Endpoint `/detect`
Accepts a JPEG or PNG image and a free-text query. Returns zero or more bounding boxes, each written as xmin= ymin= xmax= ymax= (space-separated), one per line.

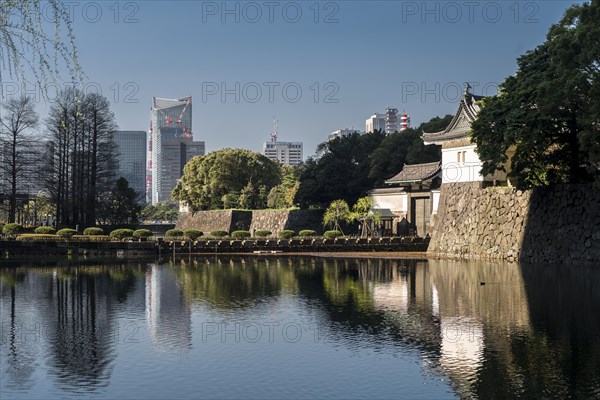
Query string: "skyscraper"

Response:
xmin=114 ymin=131 xmax=147 ymax=203
xmin=150 ymin=97 xmax=205 ymax=204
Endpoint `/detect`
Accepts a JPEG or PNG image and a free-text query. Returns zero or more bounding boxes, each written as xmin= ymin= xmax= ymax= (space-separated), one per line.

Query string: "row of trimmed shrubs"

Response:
xmin=2 ymin=222 xmax=344 ymax=241
xmin=1 ymin=223 xmax=156 ymax=241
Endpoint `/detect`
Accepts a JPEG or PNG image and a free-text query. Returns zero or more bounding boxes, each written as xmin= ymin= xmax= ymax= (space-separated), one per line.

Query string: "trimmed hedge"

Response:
xmin=72 ymin=235 xmax=110 ymax=242
xmin=35 ymin=226 xmax=56 ymax=234
xmin=231 ymin=230 xmax=251 ymax=239
xmin=279 ymin=230 xmax=295 ymax=239
xmin=133 ymin=229 xmax=153 ymax=238
xmin=83 ymin=227 xmax=104 ymax=236
xmin=299 ymin=230 xmax=317 ymax=237
xmin=210 ymin=230 xmax=228 ymax=238
xmin=57 ymin=228 xmax=78 ymax=239
xmin=109 ymin=229 xmax=134 ymax=240
xmin=184 ymin=229 xmax=203 ymax=240
xmin=255 ymin=230 xmax=272 ymax=238
xmin=3 ymin=223 xmax=23 ymax=236
xmin=16 ymin=234 xmax=63 ymax=241
xmin=324 ymin=230 xmax=343 ymax=239
xmin=165 ymin=229 xmax=184 ymax=238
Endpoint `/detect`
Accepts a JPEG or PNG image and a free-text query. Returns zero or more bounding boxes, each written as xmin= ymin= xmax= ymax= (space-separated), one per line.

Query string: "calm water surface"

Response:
xmin=1 ymin=256 xmax=599 ymax=399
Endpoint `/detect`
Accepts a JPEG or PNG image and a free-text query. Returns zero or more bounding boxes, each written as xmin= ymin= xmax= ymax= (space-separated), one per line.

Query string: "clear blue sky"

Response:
xmin=27 ymin=1 xmax=583 ymax=157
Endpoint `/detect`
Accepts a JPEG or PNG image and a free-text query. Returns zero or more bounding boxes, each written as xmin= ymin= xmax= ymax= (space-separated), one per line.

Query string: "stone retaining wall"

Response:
xmin=428 ymin=183 xmax=600 ymax=263
xmin=177 ymin=209 xmax=324 ymax=235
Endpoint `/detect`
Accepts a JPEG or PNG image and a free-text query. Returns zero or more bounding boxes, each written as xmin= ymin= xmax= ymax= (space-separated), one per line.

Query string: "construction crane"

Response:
xmin=176 ymin=97 xmax=191 ymax=128
xmin=270 ymin=117 xmax=278 ymax=142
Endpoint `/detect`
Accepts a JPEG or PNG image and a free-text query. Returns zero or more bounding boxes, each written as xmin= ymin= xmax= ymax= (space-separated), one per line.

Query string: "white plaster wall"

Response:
xmin=441 ymin=144 xmax=484 ymax=183
xmin=371 ymin=192 xmax=408 ymax=213
xmin=431 ymin=190 xmax=441 ymax=214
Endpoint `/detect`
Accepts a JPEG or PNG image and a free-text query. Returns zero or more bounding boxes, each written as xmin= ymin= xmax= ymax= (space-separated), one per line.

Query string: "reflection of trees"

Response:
xmin=0 ymin=264 xmax=143 ymax=394
xmin=170 ymin=257 xmax=299 ymax=307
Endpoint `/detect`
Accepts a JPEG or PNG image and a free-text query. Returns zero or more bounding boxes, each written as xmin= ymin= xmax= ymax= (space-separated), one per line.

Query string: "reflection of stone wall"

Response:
xmin=428 ymin=183 xmax=600 ymax=262
xmin=176 ymin=209 xmax=324 ymax=235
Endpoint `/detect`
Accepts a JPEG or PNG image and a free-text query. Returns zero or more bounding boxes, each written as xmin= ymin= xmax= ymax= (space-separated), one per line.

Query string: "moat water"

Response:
xmin=1 ymin=256 xmax=599 ymax=399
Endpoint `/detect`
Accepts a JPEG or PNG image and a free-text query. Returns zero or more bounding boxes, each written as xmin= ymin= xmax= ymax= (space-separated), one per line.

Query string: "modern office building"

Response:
xmin=385 ymin=107 xmax=399 ymax=134
xmin=328 ymin=129 xmax=359 ymax=141
xmin=150 ymin=96 xmax=205 ymax=204
xmin=263 ymin=141 xmax=303 ymax=166
xmin=114 ymin=131 xmax=147 ymax=203
xmin=365 ymin=113 xmax=386 ymax=133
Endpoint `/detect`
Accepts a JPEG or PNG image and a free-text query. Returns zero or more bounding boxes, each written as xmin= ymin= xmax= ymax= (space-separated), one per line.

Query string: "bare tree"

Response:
xmin=0 ymin=96 xmax=39 ymax=222
xmin=43 ymin=88 xmax=117 ymax=228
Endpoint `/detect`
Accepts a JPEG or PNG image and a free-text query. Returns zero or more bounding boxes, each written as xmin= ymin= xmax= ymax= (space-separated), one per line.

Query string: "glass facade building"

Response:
xmin=114 ymin=131 xmax=147 ymax=203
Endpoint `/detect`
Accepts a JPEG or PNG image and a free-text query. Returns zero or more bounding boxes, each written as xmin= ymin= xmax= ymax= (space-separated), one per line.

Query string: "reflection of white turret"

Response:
xmin=146 ymin=266 xmax=191 ymax=352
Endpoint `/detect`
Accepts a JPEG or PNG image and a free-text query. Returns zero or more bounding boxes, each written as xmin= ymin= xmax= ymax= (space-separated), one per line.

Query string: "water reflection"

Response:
xmin=1 ymin=257 xmax=599 ymax=399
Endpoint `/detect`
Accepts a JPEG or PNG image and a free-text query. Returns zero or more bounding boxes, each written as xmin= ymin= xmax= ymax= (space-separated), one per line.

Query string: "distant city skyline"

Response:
xmin=3 ymin=1 xmax=581 ymax=159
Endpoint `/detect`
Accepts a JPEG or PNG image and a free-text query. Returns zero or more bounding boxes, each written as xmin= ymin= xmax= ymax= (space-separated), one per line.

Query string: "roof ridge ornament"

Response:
xmin=464 ymin=82 xmax=472 ymax=95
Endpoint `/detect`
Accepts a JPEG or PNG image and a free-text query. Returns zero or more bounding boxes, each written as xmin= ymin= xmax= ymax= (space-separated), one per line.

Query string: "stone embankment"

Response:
xmin=177 ymin=209 xmax=324 ymax=235
xmin=0 ymin=237 xmax=430 ymax=261
xmin=157 ymin=236 xmax=429 ymax=254
xmin=428 ymin=183 xmax=600 ymax=263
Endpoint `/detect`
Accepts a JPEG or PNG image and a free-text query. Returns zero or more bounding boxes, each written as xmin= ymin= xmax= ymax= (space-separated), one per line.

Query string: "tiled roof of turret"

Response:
xmin=385 ymin=161 xmax=441 ymax=184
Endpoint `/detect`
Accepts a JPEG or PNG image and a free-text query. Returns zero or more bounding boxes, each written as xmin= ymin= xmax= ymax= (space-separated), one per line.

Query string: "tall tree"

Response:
xmin=96 ymin=178 xmax=141 ymax=225
xmin=0 ymin=0 xmax=82 ymax=93
xmin=173 ymin=148 xmax=281 ymax=211
xmin=43 ymin=88 xmax=117 ymax=227
xmin=471 ymin=0 xmax=600 ymax=187
xmin=0 ymin=96 xmax=38 ymax=222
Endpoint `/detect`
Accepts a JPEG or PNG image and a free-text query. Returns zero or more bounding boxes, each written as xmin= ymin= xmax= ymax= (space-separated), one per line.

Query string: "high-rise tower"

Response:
xmin=150 ymin=96 xmax=205 ymax=204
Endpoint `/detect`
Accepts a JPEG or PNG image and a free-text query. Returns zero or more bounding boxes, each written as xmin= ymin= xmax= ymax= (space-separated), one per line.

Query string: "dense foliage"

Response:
xmin=471 ymin=1 xmax=600 ymax=187
xmin=97 ymin=178 xmax=141 ymax=225
xmin=295 ymin=118 xmax=446 ymax=208
xmin=141 ymin=202 xmax=179 ymax=222
xmin=173 ymin=148 xmax=281 ymax=211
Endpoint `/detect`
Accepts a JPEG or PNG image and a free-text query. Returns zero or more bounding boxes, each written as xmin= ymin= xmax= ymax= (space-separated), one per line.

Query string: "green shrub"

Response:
xmin=35 ymin=226 xmax=56 ymax=234
xmin=279 ymin=230 xmax=295 ymax=239
xmin=210 ymin=230 xmax=228 ymax=238
xmin=16 ymin=234 xmax=63 ymax=241
xmin=3 ymin=223 xmax=23 ymax=236
xmin=184 ymin=229 xmax=203 ymax=240
xmin=165 ymin=229 xmax=184 ymax=238
xmin=299 ymin=230 xmax=317 ymax=237
xmin=231 ymin=230 xmax=251 ymax=239
xmin=72 ymin=235 xmax=110 ymax=242
xmin=109 ymin=229 xmax=134 ymax=240
xmin=133 ymin=229 xmax=153 ymax=238
xmin=323 ymin=230 xmax=343 ymax=239
xmin=57 ymin=228 xmax=78 ymax=239
xmin=83 ymin=227 xmax=104 ymax=236
xmin=255 ymin=230 xmax=272 ymax=237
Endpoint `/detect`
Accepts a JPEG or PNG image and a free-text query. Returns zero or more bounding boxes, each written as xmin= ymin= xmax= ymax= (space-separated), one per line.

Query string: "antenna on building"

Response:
xmin=270 ymin=117 xmax=278 ymax=142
